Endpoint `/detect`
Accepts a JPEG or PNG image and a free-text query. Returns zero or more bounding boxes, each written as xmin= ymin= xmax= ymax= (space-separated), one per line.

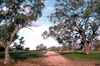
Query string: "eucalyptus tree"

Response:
xmin=36 ymin=43 xmax=47 ymax=51
xmin=0 ymin=0 xmax=45 ymax=64
xmin=42 ymin=0 xmax=100 ymax=54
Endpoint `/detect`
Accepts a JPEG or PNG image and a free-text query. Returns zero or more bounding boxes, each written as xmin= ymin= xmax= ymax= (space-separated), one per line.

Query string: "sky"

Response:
xmin=13 ymin=0 xmax=62 ymax=50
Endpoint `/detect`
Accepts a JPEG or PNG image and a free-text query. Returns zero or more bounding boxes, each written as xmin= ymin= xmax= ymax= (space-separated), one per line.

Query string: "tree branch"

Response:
xmin=25 ymin=27 xmax=34 ymax=32
xmin=0 ymin=41 xmax=5 ymax=47
xmin=10 ymin=27 xmax=19 ymax=43
xmin=95 ymin=24 xmax=100 ymax=30
xmin=66 ymin=38 xmax=82 ymax=41
xmin=79 ymin=19 xmax=84 ymax=26
xmin=1 ymin=8 xmax=7 ymax=23
xmin=75 ymin=17 xmax=80 ymax=30
xmin=84 ymin=17 xmax=89 ymax=33
xmin=6 ymin=16 xmax=12 ymax=25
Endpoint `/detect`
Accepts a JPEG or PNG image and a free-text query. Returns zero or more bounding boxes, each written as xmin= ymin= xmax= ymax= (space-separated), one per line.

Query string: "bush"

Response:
xmin=25 ymin=47 xmax=30 ymax=51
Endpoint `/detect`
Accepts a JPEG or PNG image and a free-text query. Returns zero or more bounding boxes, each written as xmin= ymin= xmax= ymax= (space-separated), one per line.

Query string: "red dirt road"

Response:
xmin=41 ymin=51 xmax=73 ymax=66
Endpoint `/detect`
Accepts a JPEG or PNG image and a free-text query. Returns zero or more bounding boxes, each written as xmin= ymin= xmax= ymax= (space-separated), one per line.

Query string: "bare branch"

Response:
xmin=0 ymin=41 xmax=5 ymax=47
xmin=6 ymin=16 xmax=12 ymax=25
xmin=25 ymin=27 xmax=34 ymax=32
xmin=90 ymin=34 xmax=95 ymax=43
xmin=84 ymin=17 xmax=89 ymax=32
xmin=95 ymin=24 xmax=100 ymax=30
xmin=79 ymin=19 xmax=84 ymax=26
xmin=75 ymin=17 xmax=80 ymax=30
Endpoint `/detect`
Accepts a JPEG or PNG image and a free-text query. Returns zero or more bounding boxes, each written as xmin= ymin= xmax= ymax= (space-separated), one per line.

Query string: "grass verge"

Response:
xmin=59 ymin=52 xmax=100 ymax=62
xmin=0 ymin=51 xmax=46 ymax=66
xmin=0 ymin=51 xmax=46 ymax=60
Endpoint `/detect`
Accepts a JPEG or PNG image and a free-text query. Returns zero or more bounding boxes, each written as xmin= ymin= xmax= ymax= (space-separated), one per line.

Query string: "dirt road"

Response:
xmin=41 ymin=51 xmax=73 ymax=66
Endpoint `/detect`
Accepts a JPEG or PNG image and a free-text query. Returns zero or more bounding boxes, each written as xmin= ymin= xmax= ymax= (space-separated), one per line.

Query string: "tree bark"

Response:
xmin=4 ymin=43 xmax=11 ymax=64
xmin=84 ymin=42 xmax=91 ymax=55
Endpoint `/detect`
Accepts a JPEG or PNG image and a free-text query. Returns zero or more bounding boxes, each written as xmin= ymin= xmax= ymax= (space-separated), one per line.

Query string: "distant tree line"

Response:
xmin=36 ymin=43 xmax=47 ymax=51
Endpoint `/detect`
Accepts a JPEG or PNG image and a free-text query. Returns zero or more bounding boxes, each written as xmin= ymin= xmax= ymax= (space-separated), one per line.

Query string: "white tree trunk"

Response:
xmin=4 ymin=44 xmax=11 ymax=64
xmin=84 ymin=42 xmax=91 ymax=55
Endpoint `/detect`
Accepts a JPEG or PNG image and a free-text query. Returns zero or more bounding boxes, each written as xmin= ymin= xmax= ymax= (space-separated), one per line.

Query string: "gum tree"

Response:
xmin=42 ymin=0 xmax=100 ymax=54
xmin=0 ymin=0 xmax=45 ymax=64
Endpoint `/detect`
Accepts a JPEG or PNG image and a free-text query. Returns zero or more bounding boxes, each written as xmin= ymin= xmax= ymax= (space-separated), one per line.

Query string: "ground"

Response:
xmin=0 ymin=51 xmax=100 ymax=66
xmin=41 ymin=51 xmax=100 ymax=66
xmin=41 ymin=51 xmax=73 ymax=66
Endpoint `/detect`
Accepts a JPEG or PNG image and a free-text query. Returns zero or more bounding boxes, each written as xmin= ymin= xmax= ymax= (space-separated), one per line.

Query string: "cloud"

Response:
xmin=18 ymin=5 xmax=31 ymax=15
xmin=43 ymin=9 xmax=48 ymax=12
xmin=43 ymin=7 xmax=54 ymax=12
xmin=32 ymin=21 xmax=41 ymax=27
xmin=25 ymin=7 xmax=31 ymax=13
xmin=44 ymin=1 xmax=49 ymax=3
xmin=1 ymin=7 xmax=9 ymax=12
xmin=47 ymin=7 xmax=54 ymax=10
xmin=16 ymin=26 xmax=62 ymax=50
xmin=43 ymin=14 xmax=47 ymax=17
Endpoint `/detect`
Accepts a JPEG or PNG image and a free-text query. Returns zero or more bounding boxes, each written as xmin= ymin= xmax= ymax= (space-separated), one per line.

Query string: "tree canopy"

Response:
xmin=42 ymin=0 xmax=100 ymax=54
xmin=36 ymin=43 xmax=47 ymax=51
xmin=0 ymin=0 xmax=45 ymax=47
xmin=0 ymin=0 xmax=45 ymax=64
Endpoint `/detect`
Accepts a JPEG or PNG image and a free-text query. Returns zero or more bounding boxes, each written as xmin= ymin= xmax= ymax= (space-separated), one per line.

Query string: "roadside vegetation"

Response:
xmin=59 ymin=52 xmax=100 ymax=62
xmin=0 ymin=51 xmax=46 ymax=66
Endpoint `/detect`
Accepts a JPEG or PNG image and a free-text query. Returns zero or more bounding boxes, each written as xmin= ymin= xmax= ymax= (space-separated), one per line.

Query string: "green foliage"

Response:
xmin=0 ymin=0 xmax=45 ymax=63
xmin=24 ymin=47 xmax=30 ymax=51
xmin=56 ymin=47 xmax=61 ymax=51
xmin=51 ymin=46 xmax=61 ymax=51
xmin=68 ymin=45 xmax=73 ymax=51
xmin=36 ymin=43 xmax=47 ymax=51
xmin=0 ymin=52 xmax=45 ymax=60
xmin=51 ymin=46 xmax=56 ymax=51
xmin=62 ymin=46 xmax=67 ymax=51
xmin=0 ymin=0 xmax=45 ymax=47
xmin=94 ymin=40 xmax=100 ymax=51
xmin=12 ymin=37 xmax=25 ymax=50
xmin=42 ymin=0 xmax=100 ymax=50
xmin=15 ymin=45 xmax=24 ymax=50
xmin=94 ymin=45 xmax=100 ymax=51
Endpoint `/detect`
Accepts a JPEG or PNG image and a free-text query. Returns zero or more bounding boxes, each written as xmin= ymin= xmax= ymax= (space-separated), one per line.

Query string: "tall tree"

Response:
xmin=0 ymin=0 xmax=45 ymax=64
xmin=42 ymin=0 xmax=100 ymax=54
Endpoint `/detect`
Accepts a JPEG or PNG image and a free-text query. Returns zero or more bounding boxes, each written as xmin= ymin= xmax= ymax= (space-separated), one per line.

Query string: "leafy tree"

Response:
xmin=0 ymin=0 xmax=45 ymax=64
xmin=15 ymin=44 xmax=24 ymax=50
xmin=56 ymin=47 xmax=61 ymax=51
xmin=51 ymin=46 xmax=56 ymax=51
xmin=12 ymin=37 xmax=25 ymax=50
xmin=19 ymin=37 xmax=25 ymax=45
xmin=42 ymin=46 xmax=47 ymax=51
xmin=94 ymin=39 xmax=100 ymax=51
xmin=36 ymin=45 xmax=40 ymax=51
xmin=68 ymin=45 xmax=73 ymax=51
xmin=62 ymin=45 xmax=67 ymax=51
xmin=24 ymin=47 xmax=30 ymax=51
xmin=36 ymin=43 xmax=47 ymax=51
xmin=42 ymin=0 xmax=100 ymax=54
xmin=39 ymin=43 xmax=44 ymax=51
